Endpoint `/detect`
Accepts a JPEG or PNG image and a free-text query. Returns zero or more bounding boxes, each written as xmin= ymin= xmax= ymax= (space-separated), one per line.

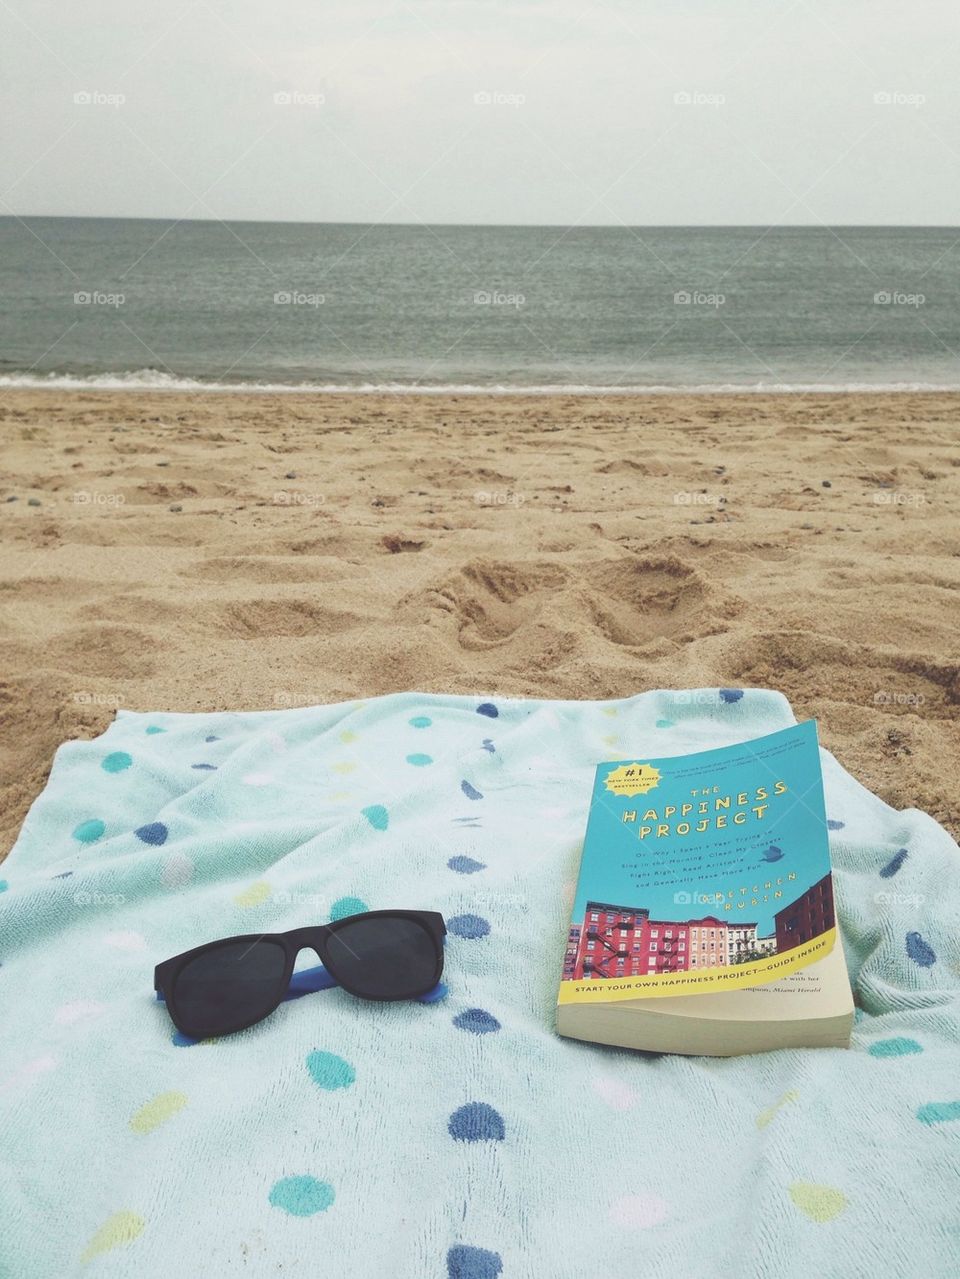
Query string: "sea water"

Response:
xmin=1 ymin=219 xmax=957 ymax=391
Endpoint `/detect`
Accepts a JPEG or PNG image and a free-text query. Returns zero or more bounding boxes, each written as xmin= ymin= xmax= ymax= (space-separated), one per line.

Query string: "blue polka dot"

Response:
xmin=205 ymin=735 xmax=220 ymax=742
xmin=145 ymin=726 xmax=165 ymax=735
xmin=655 ymin=718 xmax=675 ymax=728
xmin=461 ymin=780 xmax=483 ymax=801
xmin=52 ymin=871 xmax=73 ymax=879
xmin=73 ymin=818 xmax=105 ymax=844
xmin=307 ymin=1050 xmax=355 ymax=1090
xmin=269 ymin=1175 xmax=335 ymax=1216
xmin=418 ymin=981 xmax=448 ymax=1003
xmin=477 ymin=703 xmax=499 ymax=719
xmin=102 ymin=751 xmax=132 ymax=773
xmin=448 ymin=856 xmax=486 ymax=874
xmin=719 ymin=689 xmax=743 ymax=704
xmin=448 ymin=1102 xmax=505 ymax=1142
xmin=447 ymin=1246 xmax=503 ymax=1279
xmin=481 ymin=739 xmax=495 ymax=753
xmin=448 ymin=913 xmax=490 ymax=940
xmin=906 ymin=931 xmax=936 ymax=968
xmin=880 ymin=848 xmax=908 ymax=878
xmin=191 ymin=763 xmax=217 ymax=771
xmin=409 ymin=716 xmax=432 ymax=728
xmin=172 ymin=1030 xmax=200 ymax=1047
xmin=406 ymin=753 xmax=433 ymax=766
xmin=869 ymin=1037 xmax=923 ymax=1058
xmin=330 ymin=896 xmax=368 ymax=921
xmin=135 ymin=822 xmax=168 ymax=846
xmin=361 ymin=804 xmax=389 ymax=831
xmin=827 ymin=819 xmax=845 ymax=830
xmin=453 ymin=1008 xmax=501 ymax=1035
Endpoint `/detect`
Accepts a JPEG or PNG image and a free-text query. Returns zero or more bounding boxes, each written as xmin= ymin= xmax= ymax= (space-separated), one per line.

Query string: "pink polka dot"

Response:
xmin=54 ymin=1000 xmax=105 ymax=1026
xmin=592 ymin=1076 xmax=638 ymax=1111
xmin=104 ymin=930 xmax=147 ymax=952
xmin=0 ymin=1055 xmax=56 ymax=1093
xmin=265 ymin=731 xmax=287 ymax=753
xmin=161 ymin=853 xmax=194 ymax=890
xmin=609 ymin=1195 xmax=669 ymax=1229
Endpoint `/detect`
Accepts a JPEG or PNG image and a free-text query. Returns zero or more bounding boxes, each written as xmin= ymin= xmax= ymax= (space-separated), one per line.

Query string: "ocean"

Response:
xmin=1 ymin=218 xmax=957 ymax=392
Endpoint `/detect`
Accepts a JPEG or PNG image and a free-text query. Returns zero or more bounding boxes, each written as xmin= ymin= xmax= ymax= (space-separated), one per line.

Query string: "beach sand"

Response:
xmin=1 ymin=389 xmax=958 ymax=855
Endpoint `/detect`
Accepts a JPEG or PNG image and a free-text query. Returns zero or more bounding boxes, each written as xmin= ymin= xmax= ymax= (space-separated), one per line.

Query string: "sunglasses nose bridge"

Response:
xmin=292 ymin=943 xmax=324 ymax=969
xmin=287 ymin=928 xmax=327 ymax=966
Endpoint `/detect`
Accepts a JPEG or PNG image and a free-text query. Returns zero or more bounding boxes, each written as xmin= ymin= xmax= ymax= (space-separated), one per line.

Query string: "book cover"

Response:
xmin=559 ymin=721 xmax=837 ymax=1006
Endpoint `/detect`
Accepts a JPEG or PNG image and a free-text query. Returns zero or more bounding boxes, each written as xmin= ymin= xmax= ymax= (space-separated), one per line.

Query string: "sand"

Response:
xmin=1 ymin=389 xmax=958 ymax=856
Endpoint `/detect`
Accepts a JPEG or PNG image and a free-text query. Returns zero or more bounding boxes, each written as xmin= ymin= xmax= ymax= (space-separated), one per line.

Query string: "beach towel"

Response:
xmin=1 ymin=688 xmax=958 ymax=1279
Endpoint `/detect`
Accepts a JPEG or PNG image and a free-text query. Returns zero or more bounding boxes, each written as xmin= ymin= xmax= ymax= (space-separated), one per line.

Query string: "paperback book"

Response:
xmin=556 ymin=721 xmax=854 ymax=1055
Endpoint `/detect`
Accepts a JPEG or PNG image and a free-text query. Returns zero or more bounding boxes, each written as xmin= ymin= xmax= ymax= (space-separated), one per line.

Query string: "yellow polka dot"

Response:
xmin=234 ymin=881 xmax=270 ymax=908
xmin=339 ymin=730 xmax=358 ymax=744
xmin=789 ymin=1181 xmax=848 ymax=1223
xmin=332 ymin=762 xmax=356 ymax=775
xmin=130 ymin=1091 xmax=187 ymax=1135
xmin=602 ymin=735 xmax=620 ymax=747
xmin=81 ymin=1211 xmax=145 ymax=1263
xmin=757 ymin=1090 xmax=798 ymax=1130
xmin=602 ymin=707 xmax=618 ymax=717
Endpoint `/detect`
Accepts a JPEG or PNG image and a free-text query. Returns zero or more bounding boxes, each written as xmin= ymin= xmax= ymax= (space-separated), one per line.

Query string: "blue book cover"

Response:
xmin=559 ymin=721 xmax=837 ymax=1005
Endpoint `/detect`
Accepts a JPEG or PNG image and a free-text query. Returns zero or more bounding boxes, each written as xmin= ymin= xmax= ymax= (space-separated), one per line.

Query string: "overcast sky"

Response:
xmin=2 ymin=0 xmax=957 ymax=225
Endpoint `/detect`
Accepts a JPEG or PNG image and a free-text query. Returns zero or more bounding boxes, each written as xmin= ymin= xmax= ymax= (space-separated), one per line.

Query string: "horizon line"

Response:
xmin=2 ymin=215 xmax=959 ymax=231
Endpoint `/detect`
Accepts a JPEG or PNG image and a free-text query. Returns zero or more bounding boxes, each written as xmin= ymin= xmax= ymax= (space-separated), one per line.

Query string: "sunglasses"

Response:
xmin=154 ymin=909 xmax=446 ymax=1039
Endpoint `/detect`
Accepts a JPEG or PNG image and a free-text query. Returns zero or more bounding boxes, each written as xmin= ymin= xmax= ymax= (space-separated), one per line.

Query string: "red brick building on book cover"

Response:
xmin=571 ymin=902 xmax=651 ymax=981
xmin=774 ymin=872 xmax=835 ymax=951
xmin=566 ymin=902 xmax=755 ymax=980
xmin=565 ymin=902 xmax=782 ymax=981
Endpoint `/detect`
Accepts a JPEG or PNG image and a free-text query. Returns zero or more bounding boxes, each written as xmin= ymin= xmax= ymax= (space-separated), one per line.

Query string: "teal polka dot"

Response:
xmin=917 ymin=1101 xmax=960 ymax=1125
xmin=331 ymin=896 xmax=368 ymax=921
xmin=409 ymin=716 xmax=432 ymax=728
xmin=655 ymin=718 xmax=675 ymax=728
xmin=73 ymin=819 xmax=106 ymax=844
xmin=145 ymin=726 xmax=165 ymax=735
xmin=269 ymin=1176 xmax=335 ymax=1216
xmin=307 ymin=1050 xmax=355 ymax=1090
xmin=406 ymin=753 xmax=433 ymax=766
xmin=361 ymin=805 xmax=388 ymax=831
xmin=102 ymin=751 xmax=132 ymax=774
xmin=868 ymin=1037 xmax=923 ymax=1058
xmin=0 ymin=880 xmax=8 ymax=893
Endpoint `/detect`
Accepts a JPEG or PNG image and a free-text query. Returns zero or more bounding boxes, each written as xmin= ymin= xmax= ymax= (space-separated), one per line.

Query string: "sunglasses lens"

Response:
xmin=325 ymin=916 xmax=439 ymax=999
xmin=172 ymin=939 xmax=287 ymax=1036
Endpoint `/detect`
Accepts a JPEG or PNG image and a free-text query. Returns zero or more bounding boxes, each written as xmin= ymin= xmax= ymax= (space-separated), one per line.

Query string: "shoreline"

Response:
xmin=6 ymin=381 xmax=960 ymax=397
xmin=1 ymin=388 xmax=957 ymax=854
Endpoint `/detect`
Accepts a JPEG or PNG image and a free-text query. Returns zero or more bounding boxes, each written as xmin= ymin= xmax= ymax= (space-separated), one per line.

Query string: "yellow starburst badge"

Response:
xmin=604 ymin=762 xmax=661 ymax=797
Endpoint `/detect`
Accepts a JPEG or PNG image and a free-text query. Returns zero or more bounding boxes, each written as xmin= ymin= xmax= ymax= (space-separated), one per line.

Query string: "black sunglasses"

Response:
xmin=154 ymin=909 xmax=446 ymax=1039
